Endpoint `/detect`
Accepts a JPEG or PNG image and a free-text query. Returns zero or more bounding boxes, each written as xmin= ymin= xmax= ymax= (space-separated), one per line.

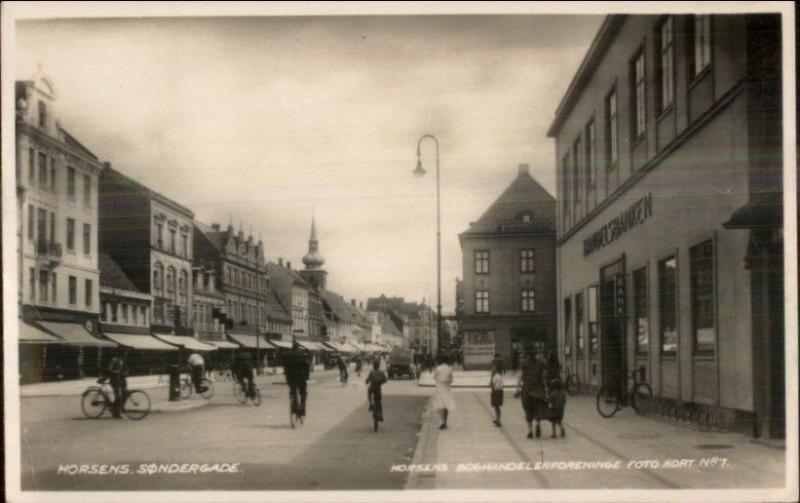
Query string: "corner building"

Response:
xmin=548 ymin=15 xmax=783 ymax=438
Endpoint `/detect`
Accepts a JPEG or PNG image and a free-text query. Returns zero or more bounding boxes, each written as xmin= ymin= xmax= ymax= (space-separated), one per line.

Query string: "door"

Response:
xmin=600 ymin=258 xmax=626 ymax=397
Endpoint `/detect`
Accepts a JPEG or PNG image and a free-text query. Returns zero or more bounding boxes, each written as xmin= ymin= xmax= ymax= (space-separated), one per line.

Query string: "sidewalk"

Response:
xmin=417 ymin=370 xmax=521 ymax=388
xmin=20 ymin=374 xmax=173 ymax=398
xmin=407 ymin=388 xmax=786 ymax=490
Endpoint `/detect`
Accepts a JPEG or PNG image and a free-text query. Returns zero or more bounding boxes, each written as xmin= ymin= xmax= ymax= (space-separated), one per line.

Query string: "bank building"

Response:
xmin=548 ymin=14 xmax=783 ymax=438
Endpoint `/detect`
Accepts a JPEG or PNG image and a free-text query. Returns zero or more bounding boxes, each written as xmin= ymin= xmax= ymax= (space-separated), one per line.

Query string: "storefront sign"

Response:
xmin=583 ymin=193 xmax=653 ymax=256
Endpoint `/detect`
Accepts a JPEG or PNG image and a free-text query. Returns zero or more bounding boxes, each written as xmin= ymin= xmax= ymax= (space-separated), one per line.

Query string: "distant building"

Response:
xmin=548 ymin=15 xmax=783 ymax=438
xmin=366 ymin=295 xmax=432 ymax=352
xmin=267 ymin=259 xmax=318 ymax=341
xmin=458 ymin=164 xmax=557 ymax=370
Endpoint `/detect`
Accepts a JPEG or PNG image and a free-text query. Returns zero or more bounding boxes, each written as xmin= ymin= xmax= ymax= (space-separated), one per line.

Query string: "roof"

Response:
xmin=59 ymin=127 xmax=98 ymax=160
xmin=266 ymin=262 xmax=312 ymax=314
xmin=319 ymin=290 xmax=358 ymax=324
xmin=101 ymin=165 xmax=194 ymax=218
xmin=381 ymin=314 xmax=403 ymax=337
xmin=547 ymin=16 xmax=625 ymax=137
xmin=265 ymin=287 xmax=292 ymax=323
xmin=99 ymin=253 xmax=141 ymax=292
xmin=460 ymin=169 xmax=556 ymax=237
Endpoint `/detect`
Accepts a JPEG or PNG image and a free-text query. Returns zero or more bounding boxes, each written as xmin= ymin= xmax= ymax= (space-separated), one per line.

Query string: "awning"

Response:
xmin=153 ymin=333 xmax=217 ymax=351
xmin=228 ymin=332 xmax=269 ymax=349
xmin=268 ymin=339 xmax=294 ymax=349
xmin=103 ymin=332 xmax=178 ymax=351
xmin=723 ymin=192 xmax=783 ymax=229
xmin=295 ymin=341 xmax=329 ymax=351
xmin=39 ymin=321 xmax=117 ymax=347
xmin=345 ymin=341 xmax=365 ymax=352
xmin=20 ymin=322 xmax=66 ymax=344
xmin=205 ymin=340 xmax=240 ymax=349
xmin=329 ymin=342 xmax=355 ymax=353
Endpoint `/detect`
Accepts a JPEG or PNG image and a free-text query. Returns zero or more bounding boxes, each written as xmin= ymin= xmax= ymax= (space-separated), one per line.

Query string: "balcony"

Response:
xmin=35 ymin=239 xmax=62 ymax=267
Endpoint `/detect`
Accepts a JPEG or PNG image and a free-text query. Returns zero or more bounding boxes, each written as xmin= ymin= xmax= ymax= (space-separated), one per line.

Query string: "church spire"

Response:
xmin=302 ymin=212 xmax=324 ymax=269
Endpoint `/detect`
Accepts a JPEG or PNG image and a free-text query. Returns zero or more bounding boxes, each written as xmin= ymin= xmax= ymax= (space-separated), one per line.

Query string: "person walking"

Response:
xmin=433 ymin=354 xmax=455 ymax=430
xmin=490 ymin=360 xmax=505 ymax=427
xmin=515 ymin=350 xmax=548 ymax=439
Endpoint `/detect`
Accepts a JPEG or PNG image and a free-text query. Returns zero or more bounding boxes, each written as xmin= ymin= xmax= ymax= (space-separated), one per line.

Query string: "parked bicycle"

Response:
xmin=562 ymin=366 xmax=580 ymax=396
xmin=81 ymin=383 xmax=151 ymax=420
xmin=233 ymin=381 xmax=261 ymax=406
xmin=596 ymin=369 xmax=652 ymax=418
xmin=181 ymin=376 xmax=215 ymax=400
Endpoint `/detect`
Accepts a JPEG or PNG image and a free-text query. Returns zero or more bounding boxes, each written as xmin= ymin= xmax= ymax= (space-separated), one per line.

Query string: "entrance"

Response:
xmin=599 ymin=257 xmax=626 ymax=397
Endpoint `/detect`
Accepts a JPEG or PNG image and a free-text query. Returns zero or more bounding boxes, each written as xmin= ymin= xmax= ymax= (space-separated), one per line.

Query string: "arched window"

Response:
xmin=166 ymin=266 xmax=176 ymax=298
xmin=153 ymin=262 xmax=163 ymax=291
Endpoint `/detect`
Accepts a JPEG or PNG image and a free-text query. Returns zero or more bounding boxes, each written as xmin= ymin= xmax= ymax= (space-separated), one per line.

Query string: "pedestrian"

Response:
xmin=546 ymin=350 xmax=561 ymax=383
xmin=514 ymin=349 xmax=548 ymax=439
xmin=490 ymin=360 xmax=504 ymax=427
xmin=433 ymin=353 xmax=455 ymax=430
xmin=188 ymin=351 xmax=208 ymax=394
xmin=491 ymin=353 xmax=505 ymax=375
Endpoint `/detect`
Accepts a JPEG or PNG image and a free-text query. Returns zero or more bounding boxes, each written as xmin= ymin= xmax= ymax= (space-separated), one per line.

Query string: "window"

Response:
xmin=153 ymin=262 xmax=163 ymax=291
xmin=29 ymin=268 xmax=36 ymax=300
xmin=561 ymin=153 xmax=571 ymax=229
xmin=475 ymin=291 xmax=489 ymax=313
xmin=111 ymin=302 xmax=118 ymax=323
xmin=39 ymin=270 xmax=49 ymax=301
xmin=100 ymin=301 xmax=107 ymax=321
xmin=633 ymin=267 xmax=649 ymax=353
xmin=657 ymin=17 xmax=675 ymax=112
xmin=585 ymin=119 xmax=596 ymax=204
xmin=28 ymin=205 xmax=34 ymax=240
xmin=83 ymin=223 xmax=91 ymax=255
xmin=691 ymin=240 xmax=714 ymax=353
xmin=85 ymin=279 xmax=93 ymax=307
xmin=169 ymin=229 xmax=176 ymax=254
xmin=38 ymin=152 xmax=48 ymax=186
xmin=631 ymin=49 xmax=646 ymax=140
xmin=50 ymin=212 xmax=55 ymax=242
xmin=156 ymin=223 xmax=164 ymax=248
xmin=588 ymin=285 xmax=599 ymax=353
xmin=121 ymin=303 xmax=128 ymax=324
xmin=179 ymin=270 xmax=189 ymax=307
xmin=38 ymin=100 xmax=47 ymax=127
xmin=521 ymin=290 xmax=535 ymax=312
xmin=66 ymin=218 xmax=75 ymax=251
xmin=606 ymin=88 xmax=618 ymax=168
xmin=564 ymin=297 xmax=573 ymax=354
xmin=83 ymin=174 xmax=91 ymax=206
xmin=572 ymin=137 xmax=582 ymax=217
xmin=474 ymin=250 xmax=489 ymax=274
xmin=50 ymin=158 xmax=56 ymax=192
xmin=575 ymin=292 xmax=585 ymax=354
xmin=67 ymin=167 xmax=76 ymax=198
xmin=29 ymin=148 xmax=35 ymax=184
xmin=68 ymin=276 xmax=77 ymax=305
xmin=181 ymin=234 xmax=188 ymax=258
xmin=692 ymin=15 xmax=712 ymax=77
xmin=167 ymin=267 xmax=176 ymax=295
xmin=37 ymin=208 xmax=46 ymax=243
xmin=520 ymin=249 xmax=535 ymax=273
xmin=658 ymin=256 xmax=678 ymax=354
xmin=51 ymin=272 xmax=57 ymax=303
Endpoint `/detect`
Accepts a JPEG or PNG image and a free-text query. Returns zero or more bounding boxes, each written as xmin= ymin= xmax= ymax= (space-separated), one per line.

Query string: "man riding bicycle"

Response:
xmin=365 ymin=359 xmax=387 ymax=422
xmin=188 ymin=351 xmax=209 ymax=394
xmin=283 ymin=343 xmax=311 ymax=418
xmin=232 ymin=351 xmax=256 ymax=399
xmin=98 ymin=351 xmax=129 ymax=418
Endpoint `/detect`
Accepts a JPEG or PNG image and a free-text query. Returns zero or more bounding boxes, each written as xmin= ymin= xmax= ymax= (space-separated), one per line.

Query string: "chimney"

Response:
xmin=102 ymin=161 xmax=111 ymax=170
xmin=518 ymin=163 xmax=529 ymax=175
xmin=211 ymin=223 xmax=221 ymax=231
xmin=278 ymin=258 xmax=283 ymax=267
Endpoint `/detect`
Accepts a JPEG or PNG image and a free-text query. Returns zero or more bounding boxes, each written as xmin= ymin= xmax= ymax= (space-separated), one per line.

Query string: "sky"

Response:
xmin=15 ymin=13 xmax=603 ymax=313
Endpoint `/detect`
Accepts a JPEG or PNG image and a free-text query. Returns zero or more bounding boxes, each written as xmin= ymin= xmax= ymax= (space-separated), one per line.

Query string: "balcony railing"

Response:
xmin=35 ymin=240 xmax=62 ymax=266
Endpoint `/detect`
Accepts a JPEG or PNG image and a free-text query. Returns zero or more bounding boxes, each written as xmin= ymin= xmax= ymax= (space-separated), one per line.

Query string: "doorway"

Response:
xmin=599 ymin=257 xmax=626 ymax=397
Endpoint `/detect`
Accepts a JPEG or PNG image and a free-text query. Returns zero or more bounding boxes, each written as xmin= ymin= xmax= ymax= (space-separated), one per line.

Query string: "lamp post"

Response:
xmin=414 ymin=134 xmax=442 ymax=357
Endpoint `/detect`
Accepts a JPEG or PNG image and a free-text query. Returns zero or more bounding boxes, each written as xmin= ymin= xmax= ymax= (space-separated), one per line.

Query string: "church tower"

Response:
xmin=300 ymin=214 xmax=327 ymax=290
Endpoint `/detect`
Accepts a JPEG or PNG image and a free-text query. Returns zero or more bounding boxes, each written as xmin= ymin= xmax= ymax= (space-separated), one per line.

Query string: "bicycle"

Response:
xmin=370 ymin=395 xmax=383 ymax=432
xmin=290 ymin=394 xmax=304 ymax=429
xmin=81 ymin=383 xmax=151 ymax=420
xmin=596 ymin=369 xmax=653 ymax=418
xmin=233 ymin=380 xmax=261 ymax=406
xmin=339 ymin=369 xmax=349 ymax=387
xmin=181 ymin=376 xmax=215 ymax=400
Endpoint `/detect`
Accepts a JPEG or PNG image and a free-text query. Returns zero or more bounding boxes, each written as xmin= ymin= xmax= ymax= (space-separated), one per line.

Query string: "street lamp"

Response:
xmin=413 ymin=134 xmax=442 ymax=357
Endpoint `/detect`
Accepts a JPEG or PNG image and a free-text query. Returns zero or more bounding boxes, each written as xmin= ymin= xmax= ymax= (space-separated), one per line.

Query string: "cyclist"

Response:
xmin=283 ymin=343 xmax=311 ymax=419
xmin=365 ymin=359 xmax=387 ymax=422
xmin=98 ymin=352 xmax=128 ymax=418
xmin=337 ymin=355 xmax=349 ymax=386
xmin=355 ymin=356 xmax=363 ymax=378
xmin=188 ymin=351 xmax=208 ymax=394
xmin=233 ymin=351 xmax=256 ymax=399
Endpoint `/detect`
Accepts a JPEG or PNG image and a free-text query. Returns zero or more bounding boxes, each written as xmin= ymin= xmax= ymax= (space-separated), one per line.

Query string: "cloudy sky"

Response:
xmin=15 ymin=12 xmax=602 ymax=312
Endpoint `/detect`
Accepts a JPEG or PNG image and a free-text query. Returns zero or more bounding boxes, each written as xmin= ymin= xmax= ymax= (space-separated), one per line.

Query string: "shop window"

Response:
xmin=658 ymin=256 xmax=678 ymax=354
xmin=633 ymin=267 xmax=649 ymax=353
xmin=690 ymin=240 xmax=715 ymax=353
xmin=588 ymin=285 xmax=599 ymax=354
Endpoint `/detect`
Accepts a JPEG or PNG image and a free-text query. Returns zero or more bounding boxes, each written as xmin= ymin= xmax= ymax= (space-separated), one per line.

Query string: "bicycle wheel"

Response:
xmin=200 ymin=378 xmax=214 ymax=399
xmin=631 ymin=383 xmax=653 ymax=415
xmin=596 ymin=386 xmax=620 ymax=418
xmin=122 ymin=390 xmax=151 ymax=420
xmin=180 ymin=380 xmax=192 ymax=399
xmin=233 ymin=382 xmax=247 ymax=404
xmin=565 ymin=374 xmax=580 ymax=396
xmin=81 ymin=388 xmax=108 ymax=419
xmin=252 ymin=388 xmax=261 ymax=407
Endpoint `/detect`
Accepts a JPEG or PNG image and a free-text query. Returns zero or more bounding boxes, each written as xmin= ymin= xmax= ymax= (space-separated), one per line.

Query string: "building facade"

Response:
xmin=98 ymin=166 xmax=195 ymax=335
xmin=15 ymin=70 xmax=112 ymax=382
xmin=191 ymin=262 xmax=226 ymax=342
xmin=548 ymin=15 xmax=783 ymax=438
xmin=458 ymin=164 xmax=557 ymax=370
xmin=366 ymin=295 xmax=432 ymax=353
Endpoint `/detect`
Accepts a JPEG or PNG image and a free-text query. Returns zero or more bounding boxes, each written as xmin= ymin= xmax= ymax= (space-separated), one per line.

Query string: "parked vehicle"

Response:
xmin=387 ymin=349 xmax=415 ymax=379
xmin=322 ymin=351 xmax=341 ymax=370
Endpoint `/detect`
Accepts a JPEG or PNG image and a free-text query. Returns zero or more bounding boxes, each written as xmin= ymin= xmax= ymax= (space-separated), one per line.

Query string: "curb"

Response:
xmin=151 ymin=400 xmax=210 ymax=414
xmin=21 ymin=382 xmax=169 ymax=399
xmin=405 ymin=398 xmax=436 ymax=490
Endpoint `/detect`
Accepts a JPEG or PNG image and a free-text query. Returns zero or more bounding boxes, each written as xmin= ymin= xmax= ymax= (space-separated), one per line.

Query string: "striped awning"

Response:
xmin=20 ymin=322 xmax=66 ymax=344
xmin=103 ymin=332 xmax=178 ymax=351
xmin=39 ymin=321 xmax=117 ymax=347
xmin=153 ymin=334 xmax=217 ymax=351
xmin=228 ymin=332 xmax=269 ymax=349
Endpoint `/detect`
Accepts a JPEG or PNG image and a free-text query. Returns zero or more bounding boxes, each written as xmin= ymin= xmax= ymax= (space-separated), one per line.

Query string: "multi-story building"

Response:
xmin=191 ymin=262 xmax=226 ymax=343
xmin=366 ymin=295 xmax=431 ymax=352
xmin=98 ymin=165 xmax=195 ymax=335
xmin=193 ymin=222 xmax=268 ymax=339
xmin=15 ymin=70 xmax=114 ymax=382
xmin=458 ymin=164 xmax=557 ymax=370
xmin=267 ymin=259 xmax=312 ymax=338
xmin=548 ymin=14 xmax=783 ymax=438
xmin=265 ymin=287 xmax=293 ymax=341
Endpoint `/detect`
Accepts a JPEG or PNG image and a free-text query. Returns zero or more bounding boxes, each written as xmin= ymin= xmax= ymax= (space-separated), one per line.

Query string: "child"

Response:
xmin=365 ymin=360 xmax=387 ymax=421
xmin=546 ymin=377 xmax=566 ymax=438
xmin=490 ymin=361 xmax=504 ymax=427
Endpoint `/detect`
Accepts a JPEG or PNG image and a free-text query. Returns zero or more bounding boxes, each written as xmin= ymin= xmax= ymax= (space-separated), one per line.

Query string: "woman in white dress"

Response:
xmin=433 ymin=354 xmax=455 ymax=429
